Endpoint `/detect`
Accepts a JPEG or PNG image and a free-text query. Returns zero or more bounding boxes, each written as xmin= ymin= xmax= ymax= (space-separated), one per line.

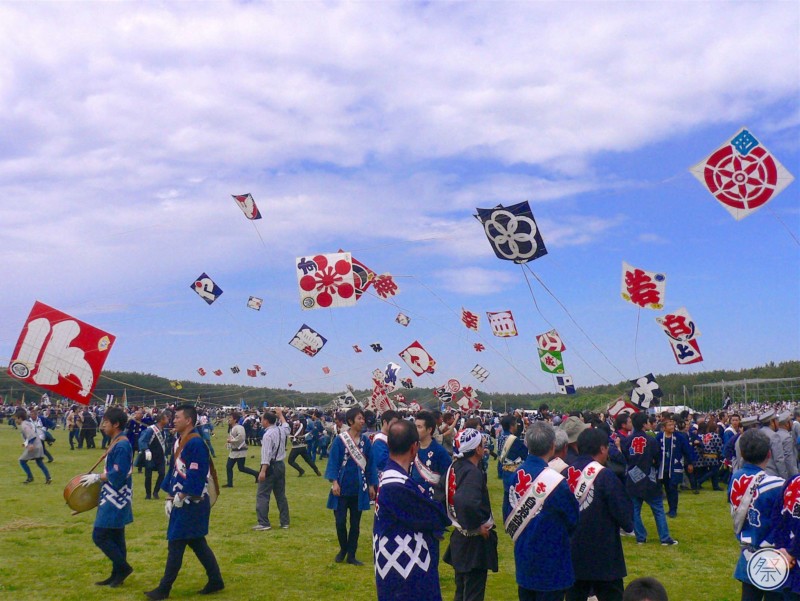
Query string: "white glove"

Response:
xmin=145 ymin=450 xmax=152 ymax=462
xmin=79 ymin=473 xmax=101 ymax=487
xmin=173 ymin=494 xmax=185 ymax=509
xmin=164 ymin=500 xmax=173 ymax=518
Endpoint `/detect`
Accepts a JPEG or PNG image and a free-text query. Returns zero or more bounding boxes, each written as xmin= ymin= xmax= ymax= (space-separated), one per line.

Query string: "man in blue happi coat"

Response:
xmin=622 ymin=412 xmax=677 ymax=546
xmin=80 ymin=407 xmax=134 ymax=588
xmin=505 ymin=422 xmax=579 ymax=601
xmin=372 ymin=410 xmax=400 ymax=476
xmin=564 ymin=428 xmax=633 ymax=601
xmin=728 ymin=429 xmax=785 ymax=600
xmin=655 ymin=415 xmax=696 ymax=518
xmin=499 ymin=414 xmax=529 ymax=518
xmin=373 ymin=419 xmax=450 ymax=601
xmin=145 ymin=405 xmax=223 ymax=600
xmin=411 ymin=411 xmax=451 ymax=501
xmin=325 ymin=406 xmax=379 ymax=565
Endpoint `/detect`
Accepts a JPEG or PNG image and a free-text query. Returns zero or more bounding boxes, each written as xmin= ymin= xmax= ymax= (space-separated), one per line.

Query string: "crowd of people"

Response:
xmin=9 ymin=397 xmax=800 ymax=600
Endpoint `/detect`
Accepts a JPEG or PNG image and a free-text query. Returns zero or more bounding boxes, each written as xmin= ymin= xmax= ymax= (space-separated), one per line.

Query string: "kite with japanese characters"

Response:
xmin=340 ymin=250 xmax=376 ymax=301
xmin=296 ymin=253 xmax=356 ymax=310
xmin=8 ymin=301 xmax=116 ymax=405
xmin=621 ymin=262 xmax=666 ymax=310
xmin=288 ymin=324 xmax=328 ymax=357
xmin=689 ymin=127 xmax=794 ymax=220
xmin=538 ymin=349 xmax=565 ymax=374
xmin=373 ymin=274 xmax=399 ymax=299
xmin=555 ymin=375 xmax=576 ymax=395
xmin=474 ymin=201 xmax=548 ymax=263
xmin=536 ymin=329 xmax=566 ymax=352
xmin=191 ymin=273 xmax=223 ymax=305
xmin=232 ymin=193 xmax=262 ymax=220
xmin=487 ymin=310 xmax=518 ymax=337
xmin=461 ymin=308 xmax=480 ymax=332
xmin=247 ymin=296 xmax=263 ymax=311
xmin=656 ymin=307 xmax=703 ymax=365
xmin=629 ymin=373 xmax=662 ymax=409
xmin=471 ymin=365 xmax=489 ymax=383
xmin=395 ymin=313 xmax=410 ymax=327
xmin=399 ymin=340 xmax=436 ymax=376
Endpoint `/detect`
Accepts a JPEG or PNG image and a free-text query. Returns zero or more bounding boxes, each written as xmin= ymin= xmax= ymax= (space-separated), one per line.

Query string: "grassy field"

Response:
xmin=0 ymin=425 xmax=741 ymax=601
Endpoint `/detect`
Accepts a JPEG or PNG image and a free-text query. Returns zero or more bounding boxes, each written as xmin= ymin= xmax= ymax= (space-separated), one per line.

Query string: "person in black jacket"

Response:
xmin=621 ymin=412 xmax=677 ymax=546
xmin=443 ymin=428 xmax=498 ymax=601
xmin=564 ymin=428 xmax=634 ymax=601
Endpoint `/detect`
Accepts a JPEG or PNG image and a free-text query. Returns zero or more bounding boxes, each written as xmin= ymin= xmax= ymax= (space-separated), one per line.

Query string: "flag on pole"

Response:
xmin=122 ymin=389 xmax=128 ymax=409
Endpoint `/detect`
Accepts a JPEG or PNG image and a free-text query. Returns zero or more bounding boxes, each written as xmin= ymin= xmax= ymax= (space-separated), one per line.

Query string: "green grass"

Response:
xmin=0 ymin=426 xmax=740 ymax=600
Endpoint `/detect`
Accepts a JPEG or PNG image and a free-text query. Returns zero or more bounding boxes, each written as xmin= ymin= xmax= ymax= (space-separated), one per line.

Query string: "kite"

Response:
xmin=471 ymin=365 xmax=489 ymax=383
xmin=409 ymin=401 xmax=421 ymax=412
xmin=384 ymin=362 xmax=401 ymax=390
xmin=232 ymin=193 xmax=262 ymax=220
xmin=487 ymin=310 xmax=518 ymax=337
xmin=7 ymin=301 xmax=116 ymax=405
xmin=288 ymin=324 xmax=328 ymax=357
xmin=259 ymin=371 xmax=267 ymax=376
xmin=456 ymin=386 xmax=481 ymax=412
xmin=191 ymin=273 xmax=223 ymax=305
xmin=370 ymin=343 xmax=383 ymax=353
xmin=341 ymin=251 xmax=376 ymax=301
xmin=555 ymin=375 xmax=576 ymax=395
xmin=538 ymin=349 xmax=565 ymax=374
xmin=433 ymin=386 xmax=453 ymax=404
xmin=401 ymin=377 xmax=414 ymax=390
xmin=393 ymin=393 xmax=406 ymax=406
xmin=253 ymin=364 xmax=262 ymax=371
xmin=230 ymin=366 xmax=241 ymax=374
xmin=473 ymin=343 xmax=485 ymax=352
xmin=395 ymin=313 xmax=411 ymax=327
xmin=353 ymin=345 xmax=363 ymax=353
xmin=621 ymin=262 xmax=666 ymax=310
xmin=461 ymin=308 xmax=480 ymax=332
xmin=197 ymin=368 xmax=206 ymax=377
xmin=446 ymin=379 xmax=462 ymax=394
xmin=322 ymin=366 xmax=331 ymax=375
xmin=369 ymin=369 xmax=395 ymax=413
xmin=373 ymin=274 xmax=399 ymax=299
xmin=656 ymin=307 xmax=704 ymax=365
xmin=247 ymin=369 xmax=257 ymax=377
xmin=296 ymin=253 xmax=356 ymax=310
xmin=334 ymin=390 xmax=360 ymax=410
xmin=607 ymin=396 xmax=640 ymax=418
xmin=474 ymin=201 xmax=548 ymax=264
xmin=213 ymin=369 xmax=223 ymax=376
xmin=399 ymin=341 xmax=436 ymax=376
xmin=536 ymin=329 xmax=566 ymax=352
xmin=169 ymin=381 xmax=183 ymax=390
xmin=629 ymin=373 xmax=662 ymax=409
xmin=689 ymin=127 xmax=794 ymax=220
xmin=247 ymin=296 xmax=263 ymax=311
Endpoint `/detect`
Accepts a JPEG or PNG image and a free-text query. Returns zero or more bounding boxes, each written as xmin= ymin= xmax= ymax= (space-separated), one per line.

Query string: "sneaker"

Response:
xmin=23 ymin=478 xmax=33 ymax=484
xmin=198 ymin=581 xmax=224 ymax=595
xmin=346 ymin=557 xmax=364 ymax=566
xmin=334 ymin=550 xmax=346 ymax=563
xmin=620 ymin=529 xmax=635 ymax=537
xmin=666 ymin=512 xmax=677 ymax=518
xmin=144 ymin=589 xmax=169 ymax=600
xmin=661 ymin=538 xmax=679 ymax=546
xmin=252 ymin=525 xmax=271 ymax=531
xmin=280 ymin=525 xmax=289 ymax=529
xmin=636 ymin=540 xmax=646 ymax=545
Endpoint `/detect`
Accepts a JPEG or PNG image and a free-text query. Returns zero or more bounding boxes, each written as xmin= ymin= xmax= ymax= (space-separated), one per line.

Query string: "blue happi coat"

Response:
xmin=727 ymin=463 xmax=784 ymax=585
xmin=769 ymin=473 xmax=800 ymax=593
xmin=655 ymin=431 xmax=696 ymax=484
xmin=95 ymin=434 xmax=133 ymax=529
xmin=500 ymin=434 xmax=529 ymax=517
xmin=506 ymin=456 xmax=579 ymax=592
xmin=161 ymin=430 xmax=211 ymax=540
xmin=373 ymin=459 xmax=450 ymax=601
xmin=325 ymin=432 xmax=378 ymax=511
xmin=410 ymin=439 xmax=451 ymax=500
xmin=372 ymin=433 xmax=390 ymax=475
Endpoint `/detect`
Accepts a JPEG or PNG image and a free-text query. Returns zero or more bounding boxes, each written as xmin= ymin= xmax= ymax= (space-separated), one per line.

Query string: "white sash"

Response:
xmin=373 ymin=432 xmax=388 ymax=445
xmin=504 ymin=467 xmax=564 ymax=542
xmin=570 ymin=461 xmax=604 ymax=509
xmin=444 ymin=464 xmax=494 ymax=534
xmin=413 ymin=456 xmax=441 ymax=485
xmin=499 ymin=434 xmax=517 ymax=464
xmin=339 ymin=432 xmax=367 ymax=471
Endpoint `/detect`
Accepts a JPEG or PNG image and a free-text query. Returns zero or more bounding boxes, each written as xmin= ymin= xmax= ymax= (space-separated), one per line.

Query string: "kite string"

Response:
xmin=634 ymin=308 xmax=641 ymax=375
xmin=524 ymin=264 xmax=629 ymax=381
xmin=767 ymin=206 xmax=800 ymax=247
xmin=520 ymin=265 xmax=614 ymax=386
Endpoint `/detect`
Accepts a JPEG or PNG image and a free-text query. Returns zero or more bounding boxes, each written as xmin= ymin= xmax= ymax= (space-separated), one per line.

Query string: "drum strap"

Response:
xmin=171 ymin=432 xmax=221 ymax=505
xmin=88 ymin=435 xmax=125 ymax=474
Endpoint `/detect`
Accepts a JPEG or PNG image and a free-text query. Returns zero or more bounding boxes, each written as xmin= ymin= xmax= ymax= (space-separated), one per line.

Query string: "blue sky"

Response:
xmin=1 ymin=2 xmax=798 ymax=399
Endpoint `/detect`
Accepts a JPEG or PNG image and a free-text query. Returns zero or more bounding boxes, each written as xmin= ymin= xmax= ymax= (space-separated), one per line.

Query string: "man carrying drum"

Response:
xmin=78 ymin=406 xmax=135 ymax=588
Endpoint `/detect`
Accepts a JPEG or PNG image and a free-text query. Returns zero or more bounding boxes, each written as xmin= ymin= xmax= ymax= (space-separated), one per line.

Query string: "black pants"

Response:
xmin=145 ymin=462 xmax=165 ymax=498
xmin=226 ymin=457 xmax=259 ymax=486
xmin=155 ymin=537 xmax=223 ymax=594
xmin=660 ymin=478 xmax=679 ymax=515
xmin=741 ymin=581 xmax=784 ymax=601
xmin=92 ymin=527 xmax=129 ymax=577
xmin=518 ymin=587 xmax=566 ymax=601
xmin=454 ymin=569 xmax=488 ymax=601
xmin=334 ymin=495 xmax=362 ymax=558
xmin=566 ymin=579 xmax=624 ymax=601
xmin=288 ymin=447 xmax=320 ymax=476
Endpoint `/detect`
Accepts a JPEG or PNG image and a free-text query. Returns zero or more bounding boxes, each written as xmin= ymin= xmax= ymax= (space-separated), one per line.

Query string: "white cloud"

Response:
xmin=434 ymin=267 xmax=519 ymax=295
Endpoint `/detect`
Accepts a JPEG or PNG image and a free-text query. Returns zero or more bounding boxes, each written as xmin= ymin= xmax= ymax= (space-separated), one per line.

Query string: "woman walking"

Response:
xmin=15 ymin=407 xmax=51 ymax=484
